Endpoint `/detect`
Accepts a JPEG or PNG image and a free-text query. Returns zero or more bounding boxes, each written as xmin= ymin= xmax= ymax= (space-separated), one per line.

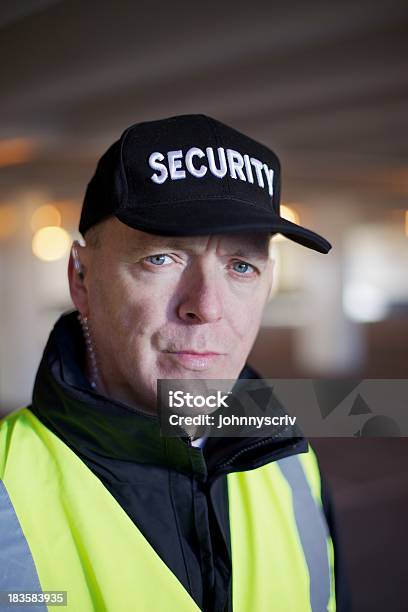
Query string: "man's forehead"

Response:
xmin=105 ymin=219 xmax=271 ymax=256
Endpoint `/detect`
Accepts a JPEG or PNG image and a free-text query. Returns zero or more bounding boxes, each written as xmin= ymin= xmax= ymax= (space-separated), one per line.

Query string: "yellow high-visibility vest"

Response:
xmin=0 ymin=408 xmax=335 ymax=611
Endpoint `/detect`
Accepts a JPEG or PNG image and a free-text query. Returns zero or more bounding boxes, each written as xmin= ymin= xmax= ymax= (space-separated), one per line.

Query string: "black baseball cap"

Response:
xmin=79 ymin=114 xmax=332 ymax=254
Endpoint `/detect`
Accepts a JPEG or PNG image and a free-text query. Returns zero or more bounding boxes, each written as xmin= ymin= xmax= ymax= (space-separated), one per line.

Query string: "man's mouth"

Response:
xmin=163 ymin=350 xmax=224 ymax=371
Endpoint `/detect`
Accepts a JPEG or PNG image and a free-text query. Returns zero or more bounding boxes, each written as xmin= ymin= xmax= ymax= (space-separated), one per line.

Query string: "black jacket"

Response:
xmin=29 ymin=311 xmax=350 ymax=612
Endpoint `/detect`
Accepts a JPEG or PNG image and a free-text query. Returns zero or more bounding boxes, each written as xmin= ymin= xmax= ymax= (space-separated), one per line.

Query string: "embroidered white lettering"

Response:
xmin=243 ymin=154 xmax=254 ymax=184
xmin=263 ymin=164 xmax=274 ymax=197
xmin=227 ymin=149 xmax=246 ymax=181
xmin=168 ymin=150 xmax=186 ymax=180
xmin=250 ymin=157 xmax=264 ymax=188
xmin=206 ymin=147 xmax=227 ymax=178
xmin=148 ymin=147 xmax=274 ymax=198
xmin=185 ymin=147 xmax=207 ymax=178
xmin=149 ymin=152 xmax=168 ymax=184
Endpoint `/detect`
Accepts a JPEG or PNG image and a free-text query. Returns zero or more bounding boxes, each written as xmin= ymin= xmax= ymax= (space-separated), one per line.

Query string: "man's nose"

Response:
xmin=177 ymin=264 xmax=223 ymax=324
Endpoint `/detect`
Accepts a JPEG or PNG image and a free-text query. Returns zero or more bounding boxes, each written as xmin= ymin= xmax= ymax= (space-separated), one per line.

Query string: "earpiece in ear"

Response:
xmin=72 ymin=242 xmax=85 ymax=281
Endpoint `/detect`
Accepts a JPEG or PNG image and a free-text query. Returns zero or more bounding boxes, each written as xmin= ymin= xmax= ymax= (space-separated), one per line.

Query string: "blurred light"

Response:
xmin=30 ymin=204 xmax=62 ymax=232
xmin=0 ymin=138 xmax=37 ymax=167
xmin=280 ymin=204 xmax=300 ymax=224
xmin=405 ymin=210 xmax=408 ymax=237
xmin=343 ymin=282 xmax=389 ymax=323
xmin=275 ymin=204 xmax=300 ymax=242
xmin=32 ymin=226 xmax=71 ymax=261
xmin=0 ymin=205 xmax=19 ymax=239
xmin=390 ymin=169 xmax=408 ymax=196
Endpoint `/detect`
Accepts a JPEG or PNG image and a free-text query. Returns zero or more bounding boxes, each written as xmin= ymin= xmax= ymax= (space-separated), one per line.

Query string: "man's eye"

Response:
xmin=145 ymin=254 xmax=173 ymax=266
xmin=232 ymin=261 xmax=255 ymax=274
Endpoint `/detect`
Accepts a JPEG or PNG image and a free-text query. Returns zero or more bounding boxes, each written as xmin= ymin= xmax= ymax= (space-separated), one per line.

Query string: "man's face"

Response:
xmin=70 ymin=218 xmax=274 ymax=411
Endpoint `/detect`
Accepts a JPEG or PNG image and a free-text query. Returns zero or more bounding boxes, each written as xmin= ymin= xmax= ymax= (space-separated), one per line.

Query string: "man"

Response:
xmin=0 ymin=115 xmax=349 ymax=611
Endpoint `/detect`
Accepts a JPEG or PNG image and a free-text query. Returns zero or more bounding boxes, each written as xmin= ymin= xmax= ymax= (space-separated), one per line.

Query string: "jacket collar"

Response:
xmin=30 ymin=311 xmax=306 ymax=482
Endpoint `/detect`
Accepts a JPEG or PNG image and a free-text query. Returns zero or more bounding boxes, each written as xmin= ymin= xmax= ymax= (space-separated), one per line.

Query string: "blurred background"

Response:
xmin=0 ymin=0 xmax=407 ymax=609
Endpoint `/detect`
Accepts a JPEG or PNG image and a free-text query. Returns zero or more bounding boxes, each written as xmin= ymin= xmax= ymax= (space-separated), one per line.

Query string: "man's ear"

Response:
xmin=68 ymin=241 xmax=89 ymax=315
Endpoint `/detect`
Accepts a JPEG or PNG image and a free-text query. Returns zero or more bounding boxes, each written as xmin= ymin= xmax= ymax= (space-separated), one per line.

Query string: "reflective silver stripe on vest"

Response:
xmin=0 ymin=480 xmax=47 ymax=611
xmin=277 ymin=455 xmax=331 ymax=612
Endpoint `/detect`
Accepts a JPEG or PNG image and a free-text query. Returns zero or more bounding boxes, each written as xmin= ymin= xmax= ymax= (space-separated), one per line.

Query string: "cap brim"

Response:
xmin=116 ymin=199 xmax=332 ymax=254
